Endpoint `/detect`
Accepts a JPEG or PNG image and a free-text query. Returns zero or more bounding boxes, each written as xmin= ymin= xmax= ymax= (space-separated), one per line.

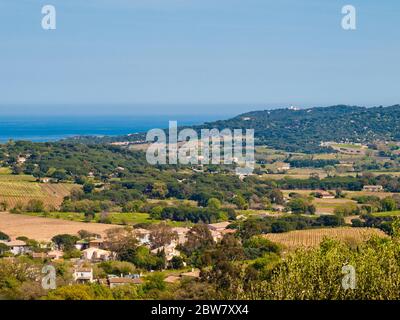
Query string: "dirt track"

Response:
xmin=0 ymin=212 xmax=120 ymax=241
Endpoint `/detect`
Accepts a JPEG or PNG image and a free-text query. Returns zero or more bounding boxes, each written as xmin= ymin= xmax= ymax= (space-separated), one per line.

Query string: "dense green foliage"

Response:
xmin=3 ymin=106 xmax=400 ymax=300
xmin=196 ymin=105 xmax=400 ymax=153
xmin=51 ymin=234 xmax=79 ymax=251
xmin=232 ymin=215 xmax=345 ymax=239
xmin=229 ymin=235 xmax=400 ymax=299
xmin=273 ymin=174 xmax=400 ymax=192
xmin=1 ymin=141 xmax=148 ymax=180
xmin=0 ymin=231 xmax=10 ymax=241
xmin=158 ymin=206 xmax=235 ymax=223
xmin=0 ymin=140 xmax=284 ymax=221
xmin=288 ymin=159 xmax=340 ymax=168
xmin=66 ymin=105 xmax=400 ymax=153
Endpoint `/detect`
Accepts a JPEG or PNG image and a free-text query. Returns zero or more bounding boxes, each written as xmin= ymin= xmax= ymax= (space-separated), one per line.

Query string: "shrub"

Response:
xmin=25 ymin=199 xmax=45 ymax=213
xmin=334 ymin=203 xmax=359 ymax=217
xmin=0 ymin=231 xmax=10 ymax=241
xmin=244 ymin=236 xmax=281 ymax=259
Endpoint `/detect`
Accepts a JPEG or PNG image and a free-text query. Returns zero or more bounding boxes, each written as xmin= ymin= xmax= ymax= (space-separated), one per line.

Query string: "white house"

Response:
xmin=0 ymin=240 xmax=30 ymax=255
xmin=47 ymin=250 xmax=64 ymax=260
xmin=82 ymin=247 xmax=112 ymax=261
xmin=89 ymin=239 xmax=105 ymax=249
xmin=363 ymin=185 xmax=384 ymax=192
xmin=318 ymin=190 xmax=335 ymax=199
xmin=151 ymin=242 xmax=181 ymax=261
xmin=73 ymin=268 xmax=94 ymax=283
xmin=207 ymin=222 xmax=232 ymax=242
xmin=274 ymin=162 xmax=291 ymax=172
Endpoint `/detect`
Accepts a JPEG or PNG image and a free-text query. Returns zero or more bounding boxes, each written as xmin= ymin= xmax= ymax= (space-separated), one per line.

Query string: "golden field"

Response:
xmin=0 ymin=212 xmax=120 ymax=241
xmin=0 ymin=177 xmax=78 ymax=209
xmin=264 ymin=227 xmax=387 ymax=251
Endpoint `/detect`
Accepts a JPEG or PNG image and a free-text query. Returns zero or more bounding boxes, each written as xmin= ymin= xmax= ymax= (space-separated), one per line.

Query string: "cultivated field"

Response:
xmin=372 ymin=210 xmax=400 ymax=217
xmin=313 ymin=198 xmax=357 ymax=214
xmin=281 ymin=189 xmax=397 ymax=214
xmin=0 ymin=212 xmax=120 ymax=241
xmin=21 ymin=211 xmax=188 ymax=227
xmin=0 ymin=178 xmax=78 ymax=209
xmin=282 ymin=189 xmax=396 ymax=199
xmin=370 ymin=171 xmax=400 ymax=177
xmin=264 ymin=227 xmax=387 ymax=250
xmin=345 ymin=190 xmax=397 ymax=199
xmin=281 ymin=190 xmax=354 ymax=214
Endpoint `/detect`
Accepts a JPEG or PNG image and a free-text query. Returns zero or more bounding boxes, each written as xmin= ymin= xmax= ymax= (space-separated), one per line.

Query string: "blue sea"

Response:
xmin=0 ymin=114 xmax=228 ymax=142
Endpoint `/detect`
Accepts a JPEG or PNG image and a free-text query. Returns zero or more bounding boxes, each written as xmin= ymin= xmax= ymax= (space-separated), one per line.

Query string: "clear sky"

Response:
xmin=0 ymin=0 xmax=399 ymax=115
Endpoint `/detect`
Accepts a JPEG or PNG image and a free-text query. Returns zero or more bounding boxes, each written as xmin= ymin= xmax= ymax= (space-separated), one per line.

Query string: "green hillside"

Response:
xmin=196 ymin=105 xmax=400 ymax=153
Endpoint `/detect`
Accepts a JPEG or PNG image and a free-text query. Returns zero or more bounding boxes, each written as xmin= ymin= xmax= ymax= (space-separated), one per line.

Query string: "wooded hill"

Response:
xmin=195 ymin=104 xmax=400 ymax=153
xmin=67 ymin=105 xmax=400 ymax=153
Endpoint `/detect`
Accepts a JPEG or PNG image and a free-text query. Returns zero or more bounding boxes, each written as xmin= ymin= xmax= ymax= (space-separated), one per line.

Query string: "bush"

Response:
xmin=233 ymin=195 xmax=248 ymax=210
xmin=315 ymin=215 xmax=344 ymax=227
xmin=235 ymin=236 xmax=400 ymax=300
xmin=98 ymin=261 xmax=136 ymax=275
xmin=169 ymin=256 xmax=185 ymax=269
xmin=270 ymin=221 xmax=290 ymax=233
xmin=143 ymin=273 xmax=166 ymax=292
xmin=351 ymin=218 xmax=364 ymax=227
xmin=160 ymin=206 xmax=230 ymax=224
xmin=10 ymin=202 xmax=24 ymax=214
xmin=122 ymin=200 xmax=144 ymax=213
xmin=111 ymin=284 xmax=142 ymax=300
xmin=83 ymin=183 xmax=95 ymax=194
xmin=334 ymin=203 xmax=359 ymax=217
xmin=25 ymin=199 xmax=45 ymax=213
xmin=207 ymin=198 xmax=221 ymax=210
xmin=0 ymin=231 xmax=10 ymax=241
xmin=46 ymin=284 xmax=113 ymax=300
xmin=244 ymin=236 xmax=281 ymax=259
xmin=51 ymin=234 xmax=79 ymax=251
xmin=287 ymin=198 xmax=315 ymax=215
xmin=98 ymin=212 xmax=112 ymax=224
xmin=0 ymin=201 xmax=8 ymax=211
xmin=0 ymin=243 xmax=10 ymax=255
xmin=62 ymin=249 xmax=82 ymax=259
xmin=61 ymin=199 xmax=109 ymax=214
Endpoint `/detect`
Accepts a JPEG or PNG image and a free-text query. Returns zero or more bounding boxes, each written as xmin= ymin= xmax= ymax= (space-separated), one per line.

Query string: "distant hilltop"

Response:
xmin=68 ymin=104 xmax=400 ymax=154
xmin=194 ymin=104 xmax=400 ymax=153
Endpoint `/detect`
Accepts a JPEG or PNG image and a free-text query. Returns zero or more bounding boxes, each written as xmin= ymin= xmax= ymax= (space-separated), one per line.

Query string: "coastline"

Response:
xmin=0 ymin=114 xmax=229 ymax=143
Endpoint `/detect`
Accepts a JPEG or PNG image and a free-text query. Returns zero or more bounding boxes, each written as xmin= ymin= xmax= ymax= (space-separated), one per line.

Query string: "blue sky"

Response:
xmin=0 ymin=0 xmax=399 ymax=115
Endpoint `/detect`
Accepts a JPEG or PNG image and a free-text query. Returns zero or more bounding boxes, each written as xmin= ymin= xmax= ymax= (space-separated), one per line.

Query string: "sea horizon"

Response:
xmin=0 ymin=114 xmax=231 ymax=143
